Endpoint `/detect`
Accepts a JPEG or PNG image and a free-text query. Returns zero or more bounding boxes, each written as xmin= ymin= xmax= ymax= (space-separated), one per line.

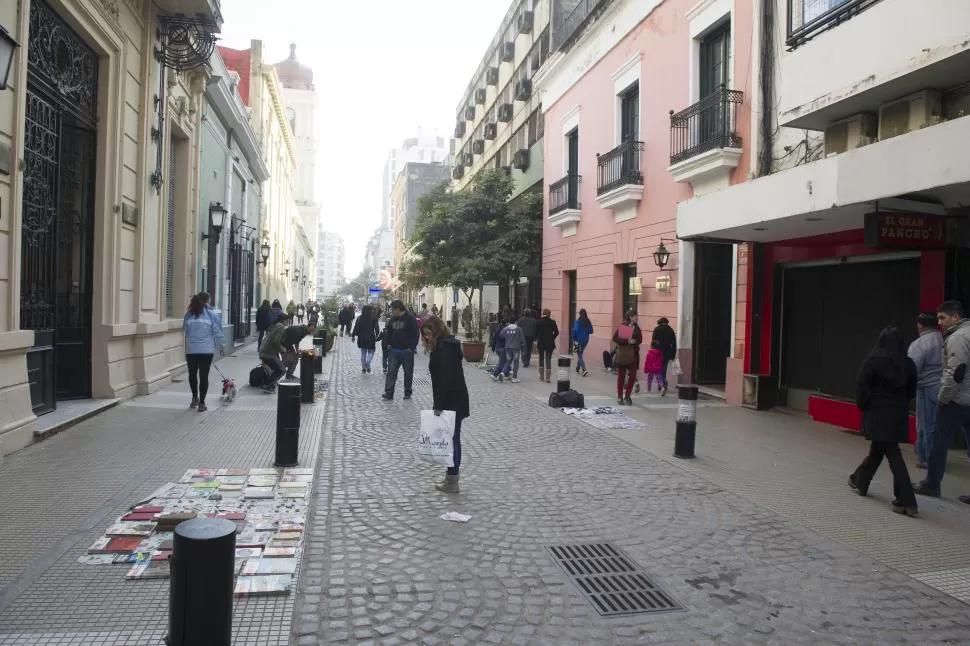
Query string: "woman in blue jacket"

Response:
xmin=184 ymin=294 xmax=225 ymax=411
xmin=571 ymin=308 xmax=593 ymax=377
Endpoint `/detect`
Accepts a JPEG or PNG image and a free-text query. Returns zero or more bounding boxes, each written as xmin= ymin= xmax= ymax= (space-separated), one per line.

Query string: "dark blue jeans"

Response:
xmin=925 ymin=402 xmax=970 ymax=490
xmin=447 ymin=416 xmax=463 ymax=475
xmin=384 ymin=349 xmax=414 ymax=396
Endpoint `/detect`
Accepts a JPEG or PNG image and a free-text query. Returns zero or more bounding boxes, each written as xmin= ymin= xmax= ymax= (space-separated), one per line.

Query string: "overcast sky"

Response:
xmin=220 ymin=0 xmax=513 ymax=278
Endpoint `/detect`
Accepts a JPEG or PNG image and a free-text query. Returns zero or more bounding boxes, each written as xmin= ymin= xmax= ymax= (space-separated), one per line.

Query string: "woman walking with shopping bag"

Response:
xmin=421 ymin=316 xmax=469 ymax=493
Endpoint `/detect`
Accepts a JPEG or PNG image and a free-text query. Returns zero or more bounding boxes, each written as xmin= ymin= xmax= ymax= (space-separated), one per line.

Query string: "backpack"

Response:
xmin=249 ymin=365 xmax=269 ymax=387
xmin=614 ymin=344 xmax=635 ymax=367
xmin=549 ymin=389 xmax=585 ymax=409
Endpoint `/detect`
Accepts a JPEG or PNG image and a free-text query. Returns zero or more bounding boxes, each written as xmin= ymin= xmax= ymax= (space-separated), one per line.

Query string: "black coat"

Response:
xmin=256 ymin=306 xmax=272 ymax=332
xmin=535 ymin=316 xmax=559 ymax=350
xmin=855 ymin=353 xmax=917 ymax=443
xmin=352 ymin=317 xmax=380 ymax=350
xmin=651 ymin=323 xmax=677 ymax=361
xmin=429 ymin=336 xmax=470 ymax=419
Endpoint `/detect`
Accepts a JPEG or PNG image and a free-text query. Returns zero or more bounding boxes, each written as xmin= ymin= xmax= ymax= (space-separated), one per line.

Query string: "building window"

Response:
xmin=699 ymin=22 xmax=730 ymax=99
xmin=787 ymin=0 xmax=879 ymax=49
xmin=620 ymin=82 xmax=639 ymax=141
xmin=566 ymin=128 xmax=579 ymax=176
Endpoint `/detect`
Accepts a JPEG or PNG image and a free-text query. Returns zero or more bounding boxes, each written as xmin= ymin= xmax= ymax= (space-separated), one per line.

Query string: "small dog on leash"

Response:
xmin=221 ymin=377 xmax=238 ymax=402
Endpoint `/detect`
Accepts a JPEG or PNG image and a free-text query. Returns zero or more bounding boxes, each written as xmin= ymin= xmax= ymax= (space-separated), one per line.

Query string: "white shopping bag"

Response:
xmin=417 ymin=409 xmax=456 ymax=467
xmin=671 ymin=358 xmax=683 ymax=377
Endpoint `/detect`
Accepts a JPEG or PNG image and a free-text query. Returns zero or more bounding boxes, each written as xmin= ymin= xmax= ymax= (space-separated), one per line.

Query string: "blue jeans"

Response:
xmin=447 ymin=416 xmax=463 ymax=475
xmin=576 ymin=343 xmax=587 ymax=372
xmin=360 ymin=348 xmax=375 ymax=368
xmin=504 ymin=349 xmax=520 ymax=378
xmin=384 ymin=349 xmax=414 ymax=396
xmin=925 ymin=402 xmax=970 ymax=490
xmin=491 ymin=349 xmax=507 ymax=377
xmin=915 ymin=385 xmax=940 ymax=463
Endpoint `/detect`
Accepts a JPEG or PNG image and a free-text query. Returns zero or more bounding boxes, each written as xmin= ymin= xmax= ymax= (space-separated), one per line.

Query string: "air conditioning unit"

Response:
xmin=452 ymin=165 xmax=465 ymax=180
xmin=823 ymin=113 xmax=877 ymax=155
xmin=454 ymin=122 xmax=466 ymax=138
xmin=472 ymin=139 xmax=485 ymax=154
xmin=475 ymin=88 xmax=487 ymax=105
xmin=501 ymin=41 xmax=515 ymax=62
xmin=515 ymin=78 xmax=533 ymax=101
xmin=486 ymin=67 xmax=499 ymax=85
xmin=462 ymin=152 xmax=474 ymax=166
xmin=878 ymin=90 xmax=943 ymax=141
xmin=498 ymin=103 xmax=513 ymax=122
xmin=512 ymin=148 xmax=530 ymax=171
xmin=517 ymin=10 xmax=534 ymax=34
xmin=484 ymin=123 xmax=497 ymax=140
xmin=628 ymin=276 xmax=643 ymax=296
xmin=464 ymin=105 xmax=476 ymax=121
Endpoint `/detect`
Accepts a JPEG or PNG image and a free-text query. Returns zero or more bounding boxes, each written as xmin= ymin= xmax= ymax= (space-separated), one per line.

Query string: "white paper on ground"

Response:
xmin=440 ymin=511 xmax=472 ymax=523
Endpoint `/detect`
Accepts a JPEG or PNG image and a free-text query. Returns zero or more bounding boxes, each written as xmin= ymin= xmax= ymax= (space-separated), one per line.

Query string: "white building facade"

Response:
xmin=316 ymin=229 xmax=346 ymax=300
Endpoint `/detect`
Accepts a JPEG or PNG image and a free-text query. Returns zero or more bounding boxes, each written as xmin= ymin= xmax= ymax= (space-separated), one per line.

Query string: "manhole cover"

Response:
xmin=546 ymin=543 xmax=686 ymax=617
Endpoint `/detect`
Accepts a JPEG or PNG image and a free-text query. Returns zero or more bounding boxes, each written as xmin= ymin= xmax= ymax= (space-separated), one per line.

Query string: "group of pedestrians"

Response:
xmin=849 ymin=300 xmax=970 ymax=518
xmin=253 ymin=298 xmax=316 ymax=392
xmin=487 ymin=309 xmax=560 ymax=384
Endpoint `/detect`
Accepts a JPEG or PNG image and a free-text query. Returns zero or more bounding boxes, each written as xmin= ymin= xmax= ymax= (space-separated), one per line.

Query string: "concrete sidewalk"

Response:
xmin=503 ymin=356 xmax=970 ymax=604
xmin=0 ymin=340 xmax=333 ymax=645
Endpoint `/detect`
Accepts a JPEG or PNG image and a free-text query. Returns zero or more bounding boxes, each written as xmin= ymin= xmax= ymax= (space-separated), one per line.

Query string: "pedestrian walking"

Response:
xmin=184 ymin=294 xmax=225 ymax=412
xmin=270 ymin=299 xmax=285 ymax=324
xmin=908 ymin=311 xmax=943 ymax=468
xmin=352 ymin=305 xmax=380 ymax=373
xmin=629 ymin=311 xmax=643 ymax=393
xmin=848 ymin=325 xmax=919 ymax=517
xmin=571 ymin=309 xmax=593 ymax=377
xmin=338 ymin=305 xmax=354 ymax=337
xmin=916 ymin=301 xmax=970 ymax=503
xmin=518 ymin=309 xmax=537 ymax=368
xmin=296 ymin=303 xmax=306 ymax=324
xmin=382 ymin=300 xmax=420 ymax=401
xmin=535 ymin=309 xmax=559 ymax=383
xmin=612 ymin=311 xmax=642 ymax=405
xmin=258 ymin=313 xmax=287 ymax=391
xmin=651 ymin=317 xmax=677 ymax=396
xmin=421 ymin=316 xmax=470 ymax=494
xmin=501 ymin=316 xmax=526 ymax=383
xmin=644 ymin=341 xmax=664 ymax=392
xmin=255 ymin=299 xmax=272 ymax=349
xmin=286 ymin=300 xmax=297 ymax=320
xmin=490 ymin=317 xmax=509 ymax=381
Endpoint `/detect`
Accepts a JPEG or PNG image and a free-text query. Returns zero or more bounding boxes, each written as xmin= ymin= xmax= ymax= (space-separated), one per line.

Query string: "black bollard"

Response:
xmin=300 ymin=353 xmax=315 ymax=403
xmin=166 ymin=517 xmax=236 ymax=646
xmin=556 ymin=355 xmax=571 ymax=393
xmin=674 ymin=384 xmax=698 ymax=459
xmin=275 ymin=382 xmax=301 ymax=467
xmin=319 ymin=328 xmax=327 ymax=357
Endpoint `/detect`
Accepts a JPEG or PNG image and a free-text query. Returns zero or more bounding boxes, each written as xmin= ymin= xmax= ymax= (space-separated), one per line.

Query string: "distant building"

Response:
xmin=316 ymin=230 xmax=346 ymax=300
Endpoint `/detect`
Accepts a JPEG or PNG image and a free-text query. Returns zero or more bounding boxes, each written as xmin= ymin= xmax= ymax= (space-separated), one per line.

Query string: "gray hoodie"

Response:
xmin=907 ymin=328 xmax=943 ymax=389
xmin=502 ymin=322 xmax=526 ymax=351
xmin=939 ymin=319 xmax=970 ymax=406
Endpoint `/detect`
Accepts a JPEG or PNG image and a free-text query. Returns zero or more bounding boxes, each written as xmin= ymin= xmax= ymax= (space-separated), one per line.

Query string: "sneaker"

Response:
xmin=403 ymin=392 xmax=412 ymax=400
xmin=491 ymin=374 xmax=500 ymax=382
xmin=381 ymin=393 xmax=393 ymax=401
xmin=624 ymin=397 xmax=633 ymax=406
xmin=362 ymin=368 xmax=367 ymax=374
xmin=848 ymin=474 xmax=866 ymax=496
xmin=914 ymin=481 xmax=940 ymax=497
xmin=617 ymin=397 xmax=624 ymax=405
xmin=661 ymin=385 xmax=668 ymax=397
xmin=581 ymin=368 xmax=589 ymax=377
xmin=633 ymin=381 xmax=640 ymax=394
xmin=958 ymin=494 xmax=970 ymax=505
xmin=197 ymin=402 xmax=208 ymax=412
xmin=190 ymin=397 xmax=199 ymax=409
xmin=511 ymin=378 xmax=521 ymax=383
xmin=891 ymin=502 xmax=919 ymax=517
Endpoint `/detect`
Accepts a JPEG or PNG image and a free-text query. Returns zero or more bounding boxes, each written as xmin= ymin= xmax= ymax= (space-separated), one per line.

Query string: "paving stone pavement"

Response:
xmin=0 ymin=342 xmax=331 ymax=646
xmin=294 ymin=338 xmax=970 ymax=645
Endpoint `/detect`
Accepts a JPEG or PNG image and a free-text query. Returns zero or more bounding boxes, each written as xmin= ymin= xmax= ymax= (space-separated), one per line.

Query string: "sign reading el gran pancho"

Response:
xmin=864 ymin=212 xmax=945 ymax=249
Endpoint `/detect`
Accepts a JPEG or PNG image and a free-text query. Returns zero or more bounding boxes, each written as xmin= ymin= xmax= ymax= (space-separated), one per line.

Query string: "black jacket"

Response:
xmin=651 ymin=323 xmax=677 ymax=361
xmin=352 ymin=316 xmax=380 ymax=350
xmin=429 ymin=336 xmax=470 ymax=419
xmin=338 ymin=308 xmax=354 ymax=324
xmin=383 ymin=313 xmax=419 ymax=351
xmin=856 ymin=354 xmax=917 ymax=443
xmin=535 ymin=316 xmax=559 ymax=351
xmin=282 ymin=325 xmax=311 ymax=349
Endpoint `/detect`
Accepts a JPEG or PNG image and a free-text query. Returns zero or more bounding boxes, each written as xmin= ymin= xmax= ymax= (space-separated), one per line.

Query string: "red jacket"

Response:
xmin=644 ymin=347 xmax=663 ymax=374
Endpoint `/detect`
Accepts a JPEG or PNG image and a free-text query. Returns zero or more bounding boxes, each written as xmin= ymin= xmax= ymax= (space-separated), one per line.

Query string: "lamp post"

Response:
xmin=202 ymin=202 xmax=227 ymax=242
xmin=0 ymin=25 xmax=19 ymax=92
xmin=652 ymin=240 xmax=671 ymax=270
xmin=283 ymin=259 xmax=291 ymax=278
xmin=256 ymin=242 xmax=271 ymax=266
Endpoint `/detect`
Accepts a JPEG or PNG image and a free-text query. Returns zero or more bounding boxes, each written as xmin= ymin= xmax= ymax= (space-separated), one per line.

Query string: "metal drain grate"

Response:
xmin=547 ymin=543 xmax=686 ymax=617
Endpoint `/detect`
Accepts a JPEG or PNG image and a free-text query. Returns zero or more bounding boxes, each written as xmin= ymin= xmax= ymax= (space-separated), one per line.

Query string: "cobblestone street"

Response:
xmin=294 ymin=340 xmax=970 ymax=645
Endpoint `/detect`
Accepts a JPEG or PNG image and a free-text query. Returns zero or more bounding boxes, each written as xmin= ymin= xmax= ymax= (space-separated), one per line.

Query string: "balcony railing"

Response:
xmin=596 ymin=140 xmax=644 ymax=195
xmin=552 ymin=0 xmax=610 ymax=52
xmin=669 ymin=87 xmax=743 ymax=166
xmin=786 ymin=0 xmax=882 ymax=49
xmin=549 ymin=174 xmax=581 ymax=216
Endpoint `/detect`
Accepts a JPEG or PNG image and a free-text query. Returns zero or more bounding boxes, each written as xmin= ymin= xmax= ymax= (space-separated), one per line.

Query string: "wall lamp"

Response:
xmin=283 ymin=259 xmax=291 ymax=277
xmin=653 ymin=239 xmax=672 ymax=271
xmin=202 ymin=202 xmax=227 ymax=242
xmin=256 ymin=241 xmax=271 ymax=266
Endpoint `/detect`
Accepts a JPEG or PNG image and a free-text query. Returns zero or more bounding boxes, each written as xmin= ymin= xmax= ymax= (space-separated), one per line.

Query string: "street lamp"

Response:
xmin=284 ymin=259 xmax=291 ymax=277
xmin=0 ymin=25 xmax=19 ymax=91
xmin=653 ymin=240 xmax=671 ymax=270
xmin=256 ymin=242 xmax=271 ymax=266
xmin=202 ymin=202 xmax=227 ymax=242
xmin=293 ymin=268 xmax=300 ymax=284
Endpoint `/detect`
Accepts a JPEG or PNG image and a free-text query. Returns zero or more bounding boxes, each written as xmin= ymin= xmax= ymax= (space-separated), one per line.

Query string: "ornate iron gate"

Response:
xmin=21 ymin=0 xmax=99 ymax=413
xmin=229 ymin=244 xmax=254 ymax=342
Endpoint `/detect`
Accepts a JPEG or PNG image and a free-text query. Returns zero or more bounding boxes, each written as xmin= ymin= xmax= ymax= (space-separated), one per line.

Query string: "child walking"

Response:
xmin=643 ymin=341 xmax=664 ymax=392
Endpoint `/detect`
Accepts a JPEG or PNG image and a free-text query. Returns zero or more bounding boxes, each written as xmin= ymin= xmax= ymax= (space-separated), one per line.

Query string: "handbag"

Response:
xmin=417 ymin=410 xmax=456 ymax=467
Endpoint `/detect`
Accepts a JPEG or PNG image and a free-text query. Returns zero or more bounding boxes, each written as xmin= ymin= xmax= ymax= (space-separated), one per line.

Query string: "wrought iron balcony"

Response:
xmin=155 ymin=0 xmax=223 ymax=29
xmin=549 ymin=173 xmax=581 ymax=216
xmin=596 ymin=140 xmax=643 ymax=195
xmin=669 ymin=87 xmax=743 ymax=166
xmin=552 ymin=0 xmax=611 ymax=52
xmin=787 ymin=0 xmax=881 ymax=50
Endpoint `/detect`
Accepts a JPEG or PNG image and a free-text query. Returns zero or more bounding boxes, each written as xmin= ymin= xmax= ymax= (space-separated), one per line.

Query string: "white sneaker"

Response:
xmin=511 ymin=378 xmax=521 ymax=383
xmin=491 ymin=374 xmax=500 ymax=382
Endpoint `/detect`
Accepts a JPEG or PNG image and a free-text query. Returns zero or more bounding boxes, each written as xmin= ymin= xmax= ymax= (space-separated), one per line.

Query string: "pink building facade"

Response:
xmin=536 ymin=0 xmax=752 ymax=391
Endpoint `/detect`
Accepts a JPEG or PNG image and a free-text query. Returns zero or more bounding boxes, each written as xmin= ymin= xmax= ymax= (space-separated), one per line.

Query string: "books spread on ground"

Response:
xmin=81 ymin=467 xmax=313 ymax=597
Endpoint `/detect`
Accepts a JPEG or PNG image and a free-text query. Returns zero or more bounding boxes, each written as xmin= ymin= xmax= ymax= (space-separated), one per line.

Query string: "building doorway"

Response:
xmin=621 ymin=264 xmax=638 ymax=316
xmin=565 ymin=270 xmax=577 ymax=348
xmin=20 ymin=0 xmax=99 ymax=414
xmin=692 ymin=242 xmax=733 ymax=384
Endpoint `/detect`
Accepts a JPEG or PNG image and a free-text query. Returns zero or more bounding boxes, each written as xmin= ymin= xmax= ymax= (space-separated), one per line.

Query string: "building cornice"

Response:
xmin=206 ymin=76 xmax=270 ymax=182
xmin=263 ymin=68 xmax=298 ymax=167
